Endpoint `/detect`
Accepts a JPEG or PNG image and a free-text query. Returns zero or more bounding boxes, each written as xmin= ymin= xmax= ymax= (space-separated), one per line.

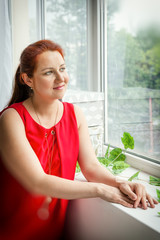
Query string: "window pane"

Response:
xmin=45 ymin=0 xmax=88 ymax=90
xmin=106 ymin=0 xmax=160 ymax=162
xmin=28 ymin=0 xmax=38 ymax=43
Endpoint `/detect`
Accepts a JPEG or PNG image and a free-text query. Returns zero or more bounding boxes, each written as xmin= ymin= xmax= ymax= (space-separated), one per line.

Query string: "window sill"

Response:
xmin=125 ymin=152 xmax=160 ymax=177
xmin=67 ymin=165 xmax=160 ymax=240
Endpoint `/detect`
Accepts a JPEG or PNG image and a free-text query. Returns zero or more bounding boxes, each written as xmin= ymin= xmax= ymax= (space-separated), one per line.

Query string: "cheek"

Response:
xmin=38 ymin=77 xmax=53 ymax=88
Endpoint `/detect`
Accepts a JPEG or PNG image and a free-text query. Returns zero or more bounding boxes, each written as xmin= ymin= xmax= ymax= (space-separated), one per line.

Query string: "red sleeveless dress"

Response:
xmin=0 ymin=101 xmax=79 ymax=240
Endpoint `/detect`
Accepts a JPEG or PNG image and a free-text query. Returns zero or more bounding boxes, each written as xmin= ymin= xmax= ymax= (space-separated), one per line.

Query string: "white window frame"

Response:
xmin=36 ymin=0 xmax=45 ymax=39
xmin=87 ymin=0 xmax=101 ymax=91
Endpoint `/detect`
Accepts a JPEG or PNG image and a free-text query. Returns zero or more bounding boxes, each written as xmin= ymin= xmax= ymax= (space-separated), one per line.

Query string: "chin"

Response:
xmin=55 ymin=91 xmax=66 ymax=100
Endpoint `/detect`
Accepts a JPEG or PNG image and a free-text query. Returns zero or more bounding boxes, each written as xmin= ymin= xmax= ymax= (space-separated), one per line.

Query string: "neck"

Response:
xmin=30 ymin=96 xmax=61 ymax=128
xmin=31 ymin=96 xmax=59 ymax=117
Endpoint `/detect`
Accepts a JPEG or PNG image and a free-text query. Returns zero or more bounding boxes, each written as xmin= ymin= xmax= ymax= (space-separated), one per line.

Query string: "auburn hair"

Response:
xmin=8 ymin=39 xmax=64 ymax=106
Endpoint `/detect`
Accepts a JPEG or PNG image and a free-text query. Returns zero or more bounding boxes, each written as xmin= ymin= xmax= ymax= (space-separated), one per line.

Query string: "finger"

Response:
xmin=147 ymin=195 xmax=158 ymax=208
xmin=122 ymin=196 xmax=135 ymax=205
xmin=153 ymin=198 xmax=159 ymax=204
xmin=134 ymin=196 xmax=141 ymax=208
xmin=147 ymin=195 xmax=155 ymax=208
xmin=141 ymin=196 xmax=147 ymax=210
xmin=138 ymin=202 xmax=142 ymax=208
xmin=118 ymin=198 xmax=134 ymax=208
xmin=119 ymin=194 xmax=135 ymax=207
xmin=120 ymin=184 xmax=137 ymax=201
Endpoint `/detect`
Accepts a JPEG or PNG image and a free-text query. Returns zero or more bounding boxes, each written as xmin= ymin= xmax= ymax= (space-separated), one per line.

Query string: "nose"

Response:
xmin=55 ymin=72 xmax=64 ymax=83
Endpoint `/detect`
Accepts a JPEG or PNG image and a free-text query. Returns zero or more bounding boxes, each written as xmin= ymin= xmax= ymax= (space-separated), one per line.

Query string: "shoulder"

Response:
xmin=63 ymin=102 xmax=83 ymax=117
xmin=62 ymin=102 xmax=87 ymax=129
xmin=73 ymin=104 xmax=87 ymax=129
xmin=0 ymin=108 xmax=26 ymax=152
xmin=0 ymin=107 xmax=22 ymax=120
xmin=73 ymin=104 xmax=83 ymax=116
xmin=0 ymin=108 xmax=24 ymax=132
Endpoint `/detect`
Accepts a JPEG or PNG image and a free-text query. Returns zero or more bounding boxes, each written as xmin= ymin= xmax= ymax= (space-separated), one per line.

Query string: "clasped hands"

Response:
xmin=118 ymin=181 xmax=158 ymax=209
xmin=98 ymin=180 xmax=159 ymax=209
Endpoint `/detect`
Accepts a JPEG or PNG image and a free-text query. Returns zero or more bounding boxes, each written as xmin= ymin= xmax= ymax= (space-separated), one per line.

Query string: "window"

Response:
xmin=9 ymin=0 xmax=160 ymax=164
xmin=11 ymin=0 xmax=101 ymax=91
xmin=106 ymin=0 xmax=160 ymax=162
xmin=45 ymin=0 xmax=88 ymax=90
xmin=28 ymin=0 xmax=39 ymax=43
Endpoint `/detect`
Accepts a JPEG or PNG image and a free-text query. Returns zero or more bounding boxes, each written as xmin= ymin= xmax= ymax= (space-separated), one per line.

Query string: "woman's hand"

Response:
xmin=97 ymin=183 xmax=135 ymax=208
xmin=118 ymin=181 xmax=159 ymax=209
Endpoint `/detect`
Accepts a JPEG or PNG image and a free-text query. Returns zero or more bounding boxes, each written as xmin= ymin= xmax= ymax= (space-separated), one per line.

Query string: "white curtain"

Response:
xmin=0 ymin=0 xmax=12 ymax=111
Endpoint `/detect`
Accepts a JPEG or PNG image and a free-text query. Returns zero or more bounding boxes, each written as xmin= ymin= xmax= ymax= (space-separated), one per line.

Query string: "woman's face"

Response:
xmin=31 ymin=50 xmax=69 ymax=101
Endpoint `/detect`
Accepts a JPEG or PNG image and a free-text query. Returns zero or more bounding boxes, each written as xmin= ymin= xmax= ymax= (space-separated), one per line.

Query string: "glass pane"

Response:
xmin=106 ymin=0 xmax=160 ymax=162
xmin=28 ymin=0 xmax=38 ymax=43
xmin=45 ymin=0 xmax=88 ymax=90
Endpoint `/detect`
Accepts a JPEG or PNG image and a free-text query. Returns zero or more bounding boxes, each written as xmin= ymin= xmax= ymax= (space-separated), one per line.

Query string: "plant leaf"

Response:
xmin=112 ymin=161 xmax=130 ymax=174
xmin=149 ymin=176 xmax=160 ymax=186
xmin=108 ymin=148 xmax=126 ymax=162
xmin=97 ymin=157 xmax=106 ymax=161
xmin=76 ymin=162 xmax=81 ymax=173
xmin=98 ymin=157 xmax=110 ymax=167
xmin=121 ymin=132 xmax=134 ymax=150
xmin=156 ymin=189 xmax=160 ymax=202
xmin=110 ymin=148 xmax=122 ymax=157
xmin=158 ymin=212 xmax=160 ymax=216
xmin=105 ymin=144 xmax=110 ymax=159
xmin=128 ymin=171 xmax=140 ymax=181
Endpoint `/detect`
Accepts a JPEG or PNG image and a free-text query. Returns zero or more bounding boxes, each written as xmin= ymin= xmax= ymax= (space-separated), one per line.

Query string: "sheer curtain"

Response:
xmin=0 ymin=0 xmax=12 ymax=111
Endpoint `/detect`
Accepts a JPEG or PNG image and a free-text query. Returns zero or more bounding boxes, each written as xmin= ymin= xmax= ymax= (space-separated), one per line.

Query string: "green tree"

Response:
xmin=135 ymin=28 xmax=160 ymax=89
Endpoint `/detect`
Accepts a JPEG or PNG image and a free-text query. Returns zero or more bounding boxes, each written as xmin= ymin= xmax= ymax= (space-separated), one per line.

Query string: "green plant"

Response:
xmin=76 ymin=161 xmax=81 ymax=173
xmin=149 ymin=176 xmax=160 ymax=186
xmin=128 ymin=171 xmax=140 ymax=181
xmin=156 ymin=189 xmax=160 ymax=203
xmin=148 ymin=179 xmax=160 ymax=215
xmin=97 ymin=132 xmax=134 ymax=175
xmin=156 ymin=189 xmax=160 ymax=215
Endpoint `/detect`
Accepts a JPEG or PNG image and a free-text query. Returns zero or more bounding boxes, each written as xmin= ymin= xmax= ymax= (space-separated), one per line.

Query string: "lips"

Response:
xmin=53 ymin=84 xmax=65 ymax=90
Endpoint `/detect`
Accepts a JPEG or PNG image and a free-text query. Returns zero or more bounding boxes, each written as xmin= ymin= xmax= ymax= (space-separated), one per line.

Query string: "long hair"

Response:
xmin=8 ymin=39 xmax=64 ymax=106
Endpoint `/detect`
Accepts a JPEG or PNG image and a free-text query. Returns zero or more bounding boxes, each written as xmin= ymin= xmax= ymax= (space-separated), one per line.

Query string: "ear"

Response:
xmin=21 ymin=73 xmax=33 ymax=88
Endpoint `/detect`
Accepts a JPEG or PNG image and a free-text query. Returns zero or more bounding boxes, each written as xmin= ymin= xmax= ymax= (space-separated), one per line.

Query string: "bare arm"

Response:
xmin=74 ymin=104 xmax=120 ymax=187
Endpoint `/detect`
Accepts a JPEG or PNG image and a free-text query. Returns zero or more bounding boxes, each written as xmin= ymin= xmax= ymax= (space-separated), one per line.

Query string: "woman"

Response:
xmin=0 ymin=40 xmax=158 ymax=240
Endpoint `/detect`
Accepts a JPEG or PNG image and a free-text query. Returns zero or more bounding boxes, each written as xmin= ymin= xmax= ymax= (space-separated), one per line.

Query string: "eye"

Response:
xmin=44 ymin=71 xmax=53 ymax=75
xmin=60 ymin=67 xmax=66 ymax=72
